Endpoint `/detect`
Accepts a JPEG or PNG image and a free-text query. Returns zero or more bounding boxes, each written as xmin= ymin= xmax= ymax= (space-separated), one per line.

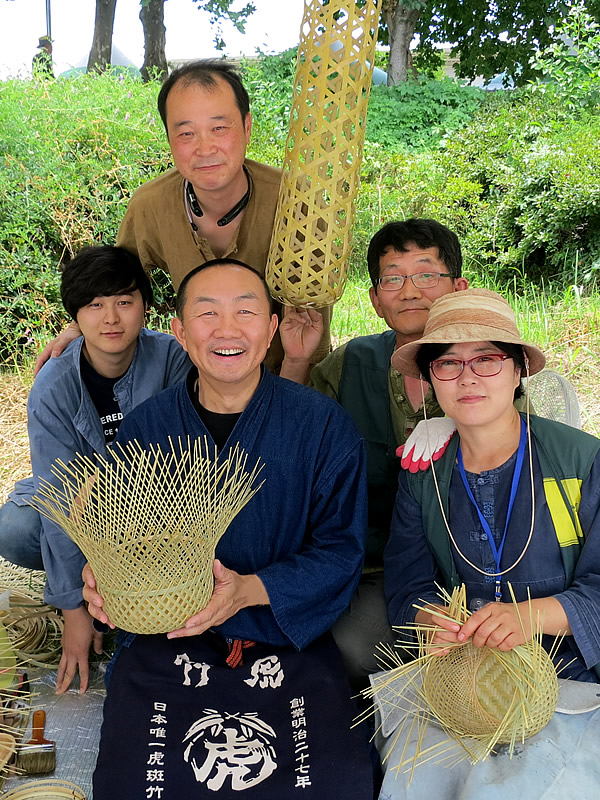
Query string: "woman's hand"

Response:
xmin=457 ymin=597 xmax=571 ymax=651
xmin=457 ymin=602 xmax=531 ymax=651
xmin=415 ymin=604 xmax=462 ymax=656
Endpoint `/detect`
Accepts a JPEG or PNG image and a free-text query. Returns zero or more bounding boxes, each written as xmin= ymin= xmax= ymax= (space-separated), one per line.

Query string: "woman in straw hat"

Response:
xmin=371 ymin=288 xmax=600 ymax=799
xmin=386 ymin=288 xmax=600 ymax=680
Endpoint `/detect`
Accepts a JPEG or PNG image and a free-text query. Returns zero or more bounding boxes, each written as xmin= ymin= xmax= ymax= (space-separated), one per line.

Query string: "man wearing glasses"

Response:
xmin=282 ymin=218 xmax=468 ymax=688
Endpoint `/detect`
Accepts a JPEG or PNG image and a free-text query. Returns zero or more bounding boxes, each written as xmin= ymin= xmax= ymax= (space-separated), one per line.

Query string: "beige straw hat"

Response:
xmin=391 ymin=288 xmax=546 ymax=379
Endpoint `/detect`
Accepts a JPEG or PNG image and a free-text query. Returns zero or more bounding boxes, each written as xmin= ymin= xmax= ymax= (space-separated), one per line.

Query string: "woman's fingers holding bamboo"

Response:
xmin=428 ymin=628 xmax=460 ymax=657
xmin=458 ymin=603 xmax=526 ymax=650
xmin=434 ymin=614 xmax=461 ymax=634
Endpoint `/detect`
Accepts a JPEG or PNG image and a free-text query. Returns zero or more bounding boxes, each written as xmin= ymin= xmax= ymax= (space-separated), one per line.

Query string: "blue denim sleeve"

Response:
xmin=29 ymin=371 xmax=90 ymax=609
xmin=256 ymin=436 xmax=367 ymax=651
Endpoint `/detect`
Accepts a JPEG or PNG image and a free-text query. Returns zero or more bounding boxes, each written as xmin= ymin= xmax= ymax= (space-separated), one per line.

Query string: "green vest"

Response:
xmin=338 ymin=331 xmax=399 ymax=565
xmin=407 ymin=414 xmax=600 ymax=676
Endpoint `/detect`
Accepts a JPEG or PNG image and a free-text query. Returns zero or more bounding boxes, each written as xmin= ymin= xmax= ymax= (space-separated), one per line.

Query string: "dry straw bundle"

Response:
xmin=32 ymin=438 xmax=264 ymax=635
xmin=364 ymin=585 xmax=560 ymax=781
xmin=265 ymin=0 xmax=379 ymax=307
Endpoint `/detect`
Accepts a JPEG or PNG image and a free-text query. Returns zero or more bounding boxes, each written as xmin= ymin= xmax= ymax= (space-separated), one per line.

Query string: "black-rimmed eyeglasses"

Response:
xmin=430 ymin=354 xmax=513 ymax=381
xmin=377 ymin=272 xmax=453 ymax=292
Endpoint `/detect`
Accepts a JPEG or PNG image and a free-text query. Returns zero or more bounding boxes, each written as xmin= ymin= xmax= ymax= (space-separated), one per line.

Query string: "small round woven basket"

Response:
xmin=423 ymin=639 xmax=559 ymax=743
xmin=364 ymin=586 xmax=562 ymax=776
xmin=32 ymin=438 xmax=263 ymax=635
xmin=0 ymin=780 xmax=87 ymax=799
xmin=265 ymin=0 xmax=379 ymax=307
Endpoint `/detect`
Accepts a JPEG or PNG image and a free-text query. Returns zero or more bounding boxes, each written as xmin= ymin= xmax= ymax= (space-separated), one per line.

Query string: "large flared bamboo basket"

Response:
xmin=265 ymin=0 xmax=379 ymax=307
xmin=32 ymin=438 xmax=263 ymax=635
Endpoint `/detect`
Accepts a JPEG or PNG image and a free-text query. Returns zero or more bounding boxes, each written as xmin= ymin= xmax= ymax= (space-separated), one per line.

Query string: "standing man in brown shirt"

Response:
xmin=35 ymin=60 xmax=330 ymax=374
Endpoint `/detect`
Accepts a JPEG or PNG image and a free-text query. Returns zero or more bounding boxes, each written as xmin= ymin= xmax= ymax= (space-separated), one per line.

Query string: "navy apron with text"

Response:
xmin=93 ymin=632 xmax=374 ymax=799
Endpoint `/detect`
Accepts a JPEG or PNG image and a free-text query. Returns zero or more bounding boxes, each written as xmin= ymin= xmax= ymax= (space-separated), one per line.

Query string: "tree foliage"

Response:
xmin=192 ymin=0 xmax=256 ymax=50
xmin=378 ymin=0 xmax=600 ymax=86
xmin=530 ymin=3 xmax=600 ymax=111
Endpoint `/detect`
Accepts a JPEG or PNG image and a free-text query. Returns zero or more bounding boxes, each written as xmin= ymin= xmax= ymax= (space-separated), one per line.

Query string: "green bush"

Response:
xmin=365 ymin=77 xmax=484 ymax=150
xmin=1 ymin=56 xmax=599 ymax=365
xmin=240 ymin=49 xmax=296 ymax=162
xmin=0 ymin=70 xmax=171 ymax=359
xmin=434 ymin=91 xmax=600 ymax=282
xmin=530 ymin=3 xmax=600 ymax=114
xmin=350 ymin=89 xmax=600 ymax=285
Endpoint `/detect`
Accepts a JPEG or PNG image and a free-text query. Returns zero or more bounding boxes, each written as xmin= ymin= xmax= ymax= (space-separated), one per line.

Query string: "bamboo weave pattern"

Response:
xmin=265 ymin=0 xmax=379 ymax=306
xmin=32 ymin=438 xmax=264 ymax=635
xmin=363 ymin=586 xmax=560 ymax=779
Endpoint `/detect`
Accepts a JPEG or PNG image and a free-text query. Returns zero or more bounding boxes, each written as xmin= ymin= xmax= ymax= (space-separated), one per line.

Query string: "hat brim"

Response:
xmin=391 ymin=330 xmax=546 ymax=380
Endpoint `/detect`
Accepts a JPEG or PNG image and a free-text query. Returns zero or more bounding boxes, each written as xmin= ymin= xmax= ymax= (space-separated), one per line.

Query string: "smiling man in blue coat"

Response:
xmin=83 ymin=258 xmax=374 ymax=799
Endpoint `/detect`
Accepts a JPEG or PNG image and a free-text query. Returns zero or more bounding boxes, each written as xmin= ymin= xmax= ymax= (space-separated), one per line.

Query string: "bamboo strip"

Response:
xmin=31 ymin=438 xmax=264 ymax=634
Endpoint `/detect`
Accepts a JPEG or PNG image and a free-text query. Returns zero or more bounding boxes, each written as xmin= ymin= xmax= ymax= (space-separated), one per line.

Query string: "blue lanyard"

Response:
xmin=457 ymin=418 xmax=527 ymax=602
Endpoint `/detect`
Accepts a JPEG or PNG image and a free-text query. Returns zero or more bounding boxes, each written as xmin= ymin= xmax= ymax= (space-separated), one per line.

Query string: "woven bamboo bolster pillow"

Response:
xmin=265 ymin=0 xmax=379 ymax=307
xmin=32 ymin=438 xmax=264 ymax=635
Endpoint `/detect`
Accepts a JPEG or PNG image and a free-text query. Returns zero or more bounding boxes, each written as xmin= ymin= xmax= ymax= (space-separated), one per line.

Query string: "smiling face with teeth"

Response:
xmin=171 ymin=263 xmax=278 ymax=413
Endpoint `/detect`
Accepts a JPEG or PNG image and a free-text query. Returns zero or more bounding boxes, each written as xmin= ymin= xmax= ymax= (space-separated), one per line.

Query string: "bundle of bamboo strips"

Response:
xmin=0 ymin=594 xmax=63 ymax=670
xmin=0 ymin=780 xmax=87 ymax=799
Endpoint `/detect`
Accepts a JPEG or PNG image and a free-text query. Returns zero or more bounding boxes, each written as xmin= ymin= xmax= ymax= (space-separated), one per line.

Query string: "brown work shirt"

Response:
xmin=117 ymin=159 xmax=331 ymax=371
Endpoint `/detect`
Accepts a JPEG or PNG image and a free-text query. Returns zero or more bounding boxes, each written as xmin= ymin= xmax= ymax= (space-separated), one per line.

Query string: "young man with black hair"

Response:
xmin=0 ymin=246 xmax=190 ymax=694
xmin=35 ymin=59 xmax=331 ymax=374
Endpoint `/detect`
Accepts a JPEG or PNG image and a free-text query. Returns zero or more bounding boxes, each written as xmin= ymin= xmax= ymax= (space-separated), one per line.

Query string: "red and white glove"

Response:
xmin=396 ymin=418 xmax=457 ymax=473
